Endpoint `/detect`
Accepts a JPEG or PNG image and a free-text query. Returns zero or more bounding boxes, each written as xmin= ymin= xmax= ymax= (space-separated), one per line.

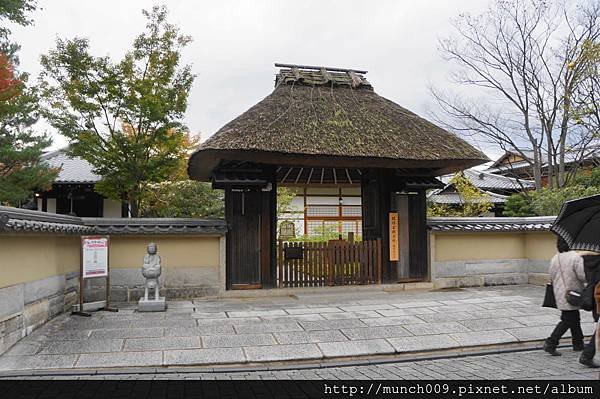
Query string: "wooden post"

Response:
xmin=376 ymin=238 xmax=383 ymax=284
xmin=277 ymin=240 xmax=283 ymax=288
xmin=394 ymin=193 xmax=411 ymax=280
xmin=101 ymin=236 xmax=117 ymax=312
xmin=327 ymin=241 xmax=334 ymax=286
xmin=41 ymin=194 xmax=48 ymax=212
xmin=361 ymin=169 xmax=392 ymax=283
xmin=72 ymin=238 xmax=90 ymax=317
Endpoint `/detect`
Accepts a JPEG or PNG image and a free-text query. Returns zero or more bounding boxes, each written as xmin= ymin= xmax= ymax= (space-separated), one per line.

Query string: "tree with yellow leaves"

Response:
xmin=428 ymin=173 xmax=493 ymax=217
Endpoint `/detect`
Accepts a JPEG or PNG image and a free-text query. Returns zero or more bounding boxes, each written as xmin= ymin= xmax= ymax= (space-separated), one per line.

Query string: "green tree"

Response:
xmin=505 ymin=168 xmax=600 ymax=216
xmin=141 ymin=180 xmax=224 ymax=218
xmin=503 ymin=193 xmax=535 ymax=217
xmin=530 ymin=185 xmax=600 ymax=216
xmin=276 ymin=186 xmax=298 ymax=216
xmin=0 ymin=73 xmax=56 ymax=206
xmin=40 ymin=6 xmax=195 ymax=217
xmin=573 ymin=167 xmax=600 ymax=187
xmin=291 ymin=224 xmax=343 ymax=242
xmin=0 ymin=0 xmax=37 ymax=57
xmin=0 ymin=0 xmax=56 ymax=206
xmin=428 ymin=173 xmax=493 ymax=217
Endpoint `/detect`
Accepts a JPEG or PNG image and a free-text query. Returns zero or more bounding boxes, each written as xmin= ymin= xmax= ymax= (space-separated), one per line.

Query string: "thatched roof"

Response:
xmin=188 ymin=65 xmax=488 ymax=181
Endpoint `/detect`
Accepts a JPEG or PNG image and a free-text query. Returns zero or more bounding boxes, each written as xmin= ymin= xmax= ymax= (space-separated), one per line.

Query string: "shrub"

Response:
xmin=503 ymin=193 xmax=535 ymax=217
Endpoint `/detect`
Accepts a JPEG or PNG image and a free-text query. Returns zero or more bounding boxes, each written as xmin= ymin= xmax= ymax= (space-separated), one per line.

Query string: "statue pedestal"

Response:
xmin=138 ymin=297 xmax=167 ymax=312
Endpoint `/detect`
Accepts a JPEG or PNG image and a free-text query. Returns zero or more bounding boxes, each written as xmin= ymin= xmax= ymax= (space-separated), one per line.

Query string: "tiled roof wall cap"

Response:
xmin=0 ymin=205 xmax=82 ymax=224
xmin=6 ymin=218 xmax=94 ymax=234
xmin=2 ymin=206 xmax=554 ymax=235
xmin=0 ymin=206 xmax=227 ymax=235
xmin=0 ymin=205 xmax=93 ymax=234
xmin=428 ymin=216 xmax=555 ymax=232
xmin=86 ymin=218 xmax=227 ymax=235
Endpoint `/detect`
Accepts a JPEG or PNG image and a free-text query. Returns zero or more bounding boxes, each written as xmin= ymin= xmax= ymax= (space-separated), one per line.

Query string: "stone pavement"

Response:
xmin=0 ymin=285 xmax=596 ymax=372
xmin=3 ymin=349 xmax=597 ymax=380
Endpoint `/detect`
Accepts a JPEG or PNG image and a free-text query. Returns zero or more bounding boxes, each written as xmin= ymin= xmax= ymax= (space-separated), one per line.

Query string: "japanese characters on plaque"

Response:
xmin=389 ymin=212 xmax=399 ymax=261
xmin=81 ymin=236 xmax=109 ymax=278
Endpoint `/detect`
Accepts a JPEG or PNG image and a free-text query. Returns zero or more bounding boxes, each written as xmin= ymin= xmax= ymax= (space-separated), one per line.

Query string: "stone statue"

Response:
xmin=142 ymin=243 xmax=161 ymax=301
xmin=138 ymin=242 xmax=166 ymax=311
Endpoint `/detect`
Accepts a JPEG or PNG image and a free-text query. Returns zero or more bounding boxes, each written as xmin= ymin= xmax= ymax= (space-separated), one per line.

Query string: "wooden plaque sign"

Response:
xmin=284 ymin=246 xmax=304 ymax=260
xmin=389 ymin=212 xmax=399 ymax=261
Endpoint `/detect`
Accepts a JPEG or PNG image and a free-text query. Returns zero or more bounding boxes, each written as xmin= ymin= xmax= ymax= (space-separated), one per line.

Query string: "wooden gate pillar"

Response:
xmin=223 ymin=166 xmax=277 ymax=290
xmin=361 ymin=169 xmax=394 ymax=282
xmin=407 ymin=189 xmax=428 ymax=280
xmin=361 ymin=170 xmax=429 ymax=284
xmin=261 ymin=173 xmax=277 ymax=288
xmin=391 ymin=193 xmax=410 ymax=280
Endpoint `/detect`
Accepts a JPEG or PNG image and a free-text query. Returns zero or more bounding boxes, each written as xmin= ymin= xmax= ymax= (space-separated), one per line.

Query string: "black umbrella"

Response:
xmin=551 ymin=194 xmax=600 ymax=252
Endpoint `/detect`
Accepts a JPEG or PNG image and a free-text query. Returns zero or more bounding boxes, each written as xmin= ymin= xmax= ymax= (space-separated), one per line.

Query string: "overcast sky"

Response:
xmin=11 ymin=0 xmax=500 ymax=159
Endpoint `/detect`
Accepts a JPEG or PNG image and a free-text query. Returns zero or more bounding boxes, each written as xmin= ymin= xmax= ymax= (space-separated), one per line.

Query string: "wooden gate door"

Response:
xmin=226 ymin=190 xmax=262 ymax=289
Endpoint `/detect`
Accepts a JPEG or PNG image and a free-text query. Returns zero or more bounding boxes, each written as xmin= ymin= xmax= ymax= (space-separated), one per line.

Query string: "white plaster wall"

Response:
xmin=289 ymin=197 xmax=304 ymax=212
xmin=306 ymin=187 xmax=339 ymax=195
xmin=306 ymin=196 xmax=338 ymax=205
xmin=47 ymin=198 xmax=56 ymax=213
xmin=103 ymin=199 xmax=122 ymax=218
xmin=342 ymin=187 xmax=361 ymax=195
xmin=343 ymin=196 xmax=361 ymax=205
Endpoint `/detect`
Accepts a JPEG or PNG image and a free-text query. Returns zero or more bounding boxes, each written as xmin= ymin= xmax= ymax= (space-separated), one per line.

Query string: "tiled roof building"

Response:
xmin=427 ymin=169 xmax=536 ymax=216
xmin=36 ymin=149 xmax=124 ymax=218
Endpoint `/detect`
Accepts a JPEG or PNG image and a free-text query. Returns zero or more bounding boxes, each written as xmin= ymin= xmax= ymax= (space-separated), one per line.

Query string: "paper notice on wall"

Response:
xmin=82 ymin=236 xmax=109 ymax=278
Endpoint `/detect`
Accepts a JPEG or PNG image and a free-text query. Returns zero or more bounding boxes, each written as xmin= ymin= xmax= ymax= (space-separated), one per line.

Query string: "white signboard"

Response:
xmin=81 ymin=236 xmax=109 ymax=278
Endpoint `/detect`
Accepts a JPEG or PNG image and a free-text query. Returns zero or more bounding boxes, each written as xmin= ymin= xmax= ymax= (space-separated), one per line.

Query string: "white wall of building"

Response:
xmin=37 ymin=198 xmax=57 ymax=213
xmin=47 ymin=198 xmax=56 ymax=213
xmin=103 ymin=199 xmax=122 ymax=218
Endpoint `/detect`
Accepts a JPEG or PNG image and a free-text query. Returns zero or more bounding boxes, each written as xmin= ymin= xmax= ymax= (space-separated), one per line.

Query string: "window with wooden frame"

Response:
xmin=302 ymin=187 xmax=362 ymax=237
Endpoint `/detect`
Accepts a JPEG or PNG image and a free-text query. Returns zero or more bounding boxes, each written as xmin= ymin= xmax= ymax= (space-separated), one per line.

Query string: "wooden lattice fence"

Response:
xmin=277 ymin=239 xmax=382 ymax=287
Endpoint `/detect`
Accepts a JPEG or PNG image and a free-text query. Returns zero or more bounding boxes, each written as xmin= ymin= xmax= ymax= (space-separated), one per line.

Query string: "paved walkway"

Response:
xmin=0 ymin=285 xmax=596 ymax=372
xmin=3 ymin=349 xmax=597 ymax=380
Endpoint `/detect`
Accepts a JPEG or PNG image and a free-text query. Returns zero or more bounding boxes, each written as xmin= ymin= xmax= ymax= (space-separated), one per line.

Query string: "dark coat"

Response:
xmin=583 ymin=255 xmax=600 ymax=286
xmin=582 ymin=254 xmax=600 ymax=319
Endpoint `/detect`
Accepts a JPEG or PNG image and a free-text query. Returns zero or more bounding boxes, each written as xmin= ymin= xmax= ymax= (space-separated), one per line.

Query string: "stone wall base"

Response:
xmin=83 ymin=286 xmax=221 ymax=303
xmin=0 ymin=272 xmax=78 ymax=355
xmin=528 ymin=273 xmax=550 ymax=286
xmin=83 ymin=267 xmax=222 ymax=303
xmin=431 ymin=259 xmax=548 ymax=289
xmin=432 ymin=273 xmax=529 ymax=289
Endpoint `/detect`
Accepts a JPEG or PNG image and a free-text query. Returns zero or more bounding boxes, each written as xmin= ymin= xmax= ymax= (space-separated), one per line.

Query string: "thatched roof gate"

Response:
xmin=188 ymin=64 xmax=487 ymax=289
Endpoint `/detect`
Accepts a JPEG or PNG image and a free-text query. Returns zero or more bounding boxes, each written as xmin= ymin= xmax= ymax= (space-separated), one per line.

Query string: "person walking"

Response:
xmin=579 ymin=252 xmax=600 ymax=367
xmin=543 ymin=237 xmax=586 ymax=356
